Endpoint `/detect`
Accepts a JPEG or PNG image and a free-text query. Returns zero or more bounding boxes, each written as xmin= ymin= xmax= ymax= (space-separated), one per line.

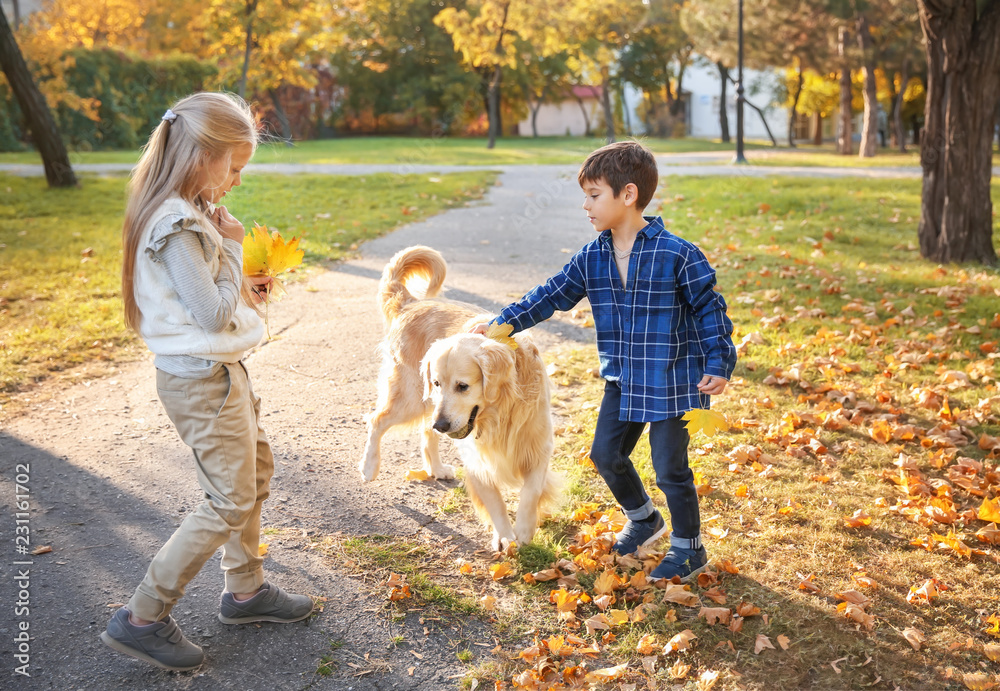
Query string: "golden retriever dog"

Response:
xmin=361 ymin=246 xmax=559 ymax=550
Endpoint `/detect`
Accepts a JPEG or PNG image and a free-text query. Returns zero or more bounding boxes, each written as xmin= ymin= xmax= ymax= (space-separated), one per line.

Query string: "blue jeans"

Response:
xmin=589 ymin=380 xmax=700 ymax=539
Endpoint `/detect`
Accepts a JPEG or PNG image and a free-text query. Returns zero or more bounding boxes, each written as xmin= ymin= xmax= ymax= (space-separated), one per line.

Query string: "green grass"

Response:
xmin=745 ymin=145 xmax=999 ymax=168
xmin=0 ymin=135 xmax=770 ymax=167
xmin=0 ymin=170 xmax=495 ymax=408
xmin=337 ymin=535 xmax=480 ymax=615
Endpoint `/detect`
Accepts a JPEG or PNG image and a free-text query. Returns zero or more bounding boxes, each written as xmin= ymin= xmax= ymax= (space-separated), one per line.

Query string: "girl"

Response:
xmin=101 ymin=92 xmax=312 ymax=672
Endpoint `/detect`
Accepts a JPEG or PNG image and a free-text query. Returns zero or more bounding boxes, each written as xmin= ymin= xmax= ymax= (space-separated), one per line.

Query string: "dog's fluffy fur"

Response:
xmin=361 ymin=246 xmax=559 ymax=550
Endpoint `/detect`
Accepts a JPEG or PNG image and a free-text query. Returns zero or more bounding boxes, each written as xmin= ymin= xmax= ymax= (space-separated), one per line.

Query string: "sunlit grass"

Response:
xmin=0 ymin=135 xmax=770 ymax=167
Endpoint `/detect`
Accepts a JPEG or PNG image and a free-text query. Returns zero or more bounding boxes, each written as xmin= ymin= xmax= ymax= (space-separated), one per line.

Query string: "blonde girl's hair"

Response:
xmin=121 ymin=91 xmax=260 ymax=331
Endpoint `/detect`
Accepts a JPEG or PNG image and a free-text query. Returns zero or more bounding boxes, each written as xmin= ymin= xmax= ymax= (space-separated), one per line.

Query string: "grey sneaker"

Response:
xmin=650 ymin=545 xmax=708 ymax=582
xmin=100 ymin=607 xmax=204 ymax=672
xmin=219 ymin=582 xmax=314 ymax=625
xmin=612 ymin=510 xmax=667 ymax=556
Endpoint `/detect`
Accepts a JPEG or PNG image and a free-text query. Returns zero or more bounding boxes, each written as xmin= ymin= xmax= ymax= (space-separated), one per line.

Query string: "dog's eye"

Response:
xmin=456 ymin=382 xmax=469 ymax=393
xmin=432 ymin=380 xmax=440 ymax=388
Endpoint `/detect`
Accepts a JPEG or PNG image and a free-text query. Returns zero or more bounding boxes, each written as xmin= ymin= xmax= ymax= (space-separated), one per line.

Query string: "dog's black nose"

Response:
xmin=432 ymin=419 xmax=450 ymax=433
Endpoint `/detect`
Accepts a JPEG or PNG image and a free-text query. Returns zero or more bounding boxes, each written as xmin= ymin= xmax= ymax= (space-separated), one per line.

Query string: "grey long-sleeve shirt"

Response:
xmin=153 ymin=228 xmax=245 ymax=378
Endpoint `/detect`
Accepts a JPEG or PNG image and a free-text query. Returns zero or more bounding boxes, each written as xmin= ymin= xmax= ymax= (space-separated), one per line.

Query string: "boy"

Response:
xmin=474 ymin=141 xmax=736 ymax=580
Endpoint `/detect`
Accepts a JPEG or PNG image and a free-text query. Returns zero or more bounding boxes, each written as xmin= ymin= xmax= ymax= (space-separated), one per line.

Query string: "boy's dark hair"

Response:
xmin=577 ymin=141 xmax=658 ymax=210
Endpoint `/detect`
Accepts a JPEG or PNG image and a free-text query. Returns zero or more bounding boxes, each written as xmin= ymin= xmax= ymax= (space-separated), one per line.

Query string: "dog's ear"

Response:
xmin=476 ymin=339 xmax=516 ymax=405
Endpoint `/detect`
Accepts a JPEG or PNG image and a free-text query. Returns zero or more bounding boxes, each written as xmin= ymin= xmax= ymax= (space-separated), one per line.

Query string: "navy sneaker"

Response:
xmin=100 ymin=607 xmax=204 ymax=672
xmin=612 ymin=510 xmax=667 ymax=556
xmin=650 ymin=538 xmax=708 ymax=582
xmin=219 ymin=582 xmax=314 ymax=625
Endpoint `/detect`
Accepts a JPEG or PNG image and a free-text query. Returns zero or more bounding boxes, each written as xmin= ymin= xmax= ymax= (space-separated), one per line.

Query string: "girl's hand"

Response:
xmin=213 ymin=204 xmax=245 ymax=242
xmin=249 ymin=275 xmax=273 ymax=304
xmin=469 ymin=322 xmax=490 ymax=335
xmin=697 ymin=374 xmax=728 ymax=396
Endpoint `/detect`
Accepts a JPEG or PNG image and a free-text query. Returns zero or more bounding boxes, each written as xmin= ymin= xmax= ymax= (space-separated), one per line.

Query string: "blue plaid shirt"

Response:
xmin=496 ymin=216 xmax=736 ymax=422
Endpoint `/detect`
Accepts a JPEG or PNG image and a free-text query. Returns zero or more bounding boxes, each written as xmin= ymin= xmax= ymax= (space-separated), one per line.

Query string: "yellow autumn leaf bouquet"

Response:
xmin=242 ymin=222 xmax=304 ymax=337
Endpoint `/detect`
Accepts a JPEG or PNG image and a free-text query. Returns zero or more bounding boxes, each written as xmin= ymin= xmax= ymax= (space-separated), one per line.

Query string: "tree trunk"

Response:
xmin=487 ymin=64 xmax=502 ymax=149
xmin=893 ymin=57 xmax=910 ymax=153
xmin=812 ymin=112 xmax=823 ymax=146
xmin=573 ymin=92 xmax=593 ymax=137
xmin=916 ymin=0 xmax=1000 ymax=265
xmin=237 ymin=0 xmax=258 ymax=99
xmin=788 ymin=57 xmax=804 ymax=147
xmin=11 ymin=0 xmax=19 ymax=30
xmin=601 ymin=67 xmax=615 ymax=144
xmin=268 ymin=88 xmax=293 ymax=145
xmin=0 ymin=6 xmax=77 ymax=188
xmin=838 ymin=26 xmax=853 ymax=155
xmin=717 ymin=62 xmax=730 ymax=143
xmin=530 ymin=102 xmax=540 ymax=137
xmin=856 ymin=14 xmax=879 ymax=158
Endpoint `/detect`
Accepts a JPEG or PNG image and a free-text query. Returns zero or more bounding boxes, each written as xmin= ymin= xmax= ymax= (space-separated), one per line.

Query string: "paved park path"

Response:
xmin=0 ymin=154 xmax=956 ymax=689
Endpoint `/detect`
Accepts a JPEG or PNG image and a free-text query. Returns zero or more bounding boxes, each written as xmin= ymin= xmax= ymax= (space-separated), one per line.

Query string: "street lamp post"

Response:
xmin=733 ymin=0 xmax=748 ymax=164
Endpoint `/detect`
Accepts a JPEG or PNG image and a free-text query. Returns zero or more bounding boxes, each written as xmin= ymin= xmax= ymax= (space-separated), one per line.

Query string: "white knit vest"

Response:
xmin=133 ymin=198 xmax=264 ymax=362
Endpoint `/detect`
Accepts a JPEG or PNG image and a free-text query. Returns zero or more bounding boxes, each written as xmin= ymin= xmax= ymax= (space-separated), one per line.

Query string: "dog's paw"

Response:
xmin=490 ymin=532 xmax=517 ymax=553
xmin=514 ymin=527 xmax=536 ymax=548
xmin=431 ymin=463 xmax=456 ymax=480
xmin=358 ymin=458 xmax=379 ymax=483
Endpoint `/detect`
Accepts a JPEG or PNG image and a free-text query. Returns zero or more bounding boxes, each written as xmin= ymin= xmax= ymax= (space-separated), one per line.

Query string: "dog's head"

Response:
xmin=422 ymin=334 xmax=516 ymax=439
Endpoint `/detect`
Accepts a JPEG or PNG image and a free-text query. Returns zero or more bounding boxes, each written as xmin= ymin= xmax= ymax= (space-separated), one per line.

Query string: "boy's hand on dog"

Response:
xmin=213 ymin=204 xmax=245 ymax=243
xmin=697 ymin=375 xmax=728 ymax=396
xmin=469 ymin=322 xmax=490 ymax=335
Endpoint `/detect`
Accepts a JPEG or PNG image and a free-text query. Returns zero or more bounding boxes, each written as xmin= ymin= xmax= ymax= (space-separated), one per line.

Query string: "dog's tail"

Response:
xmin=378 ymin=246 xmax=447 ymax=326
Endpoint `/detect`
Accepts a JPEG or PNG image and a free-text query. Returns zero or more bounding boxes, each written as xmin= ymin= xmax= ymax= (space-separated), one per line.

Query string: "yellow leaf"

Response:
xmin=663 ymin=583 xmax=701 ymax=607
xmin=665 ymin=629 xmax=697 ymax=653
xmin=242 ymin=223 xmax=271 ymax=275
xmin=607 ymin=609 xmax=630 ymax=626
xmin=699 ymin=607 xmax=732 ymax=625
xmin=489 ymin=563 xmax=512 ymax=581
xmin=962 ymin=673 xmax=997 ymax=691
xmin=698 ymin=670 xmax=721 ymax=691
xmin=682 ymin=408 xmax=730 ymax=437
xmin=550 ymin=588 xmax=581 ymax=612
xmin=979 ymin=497 xmax=1000 ymax=523
xmin=593 ymin=569 xmax=622 ymax=596
xmin=636 ymin=633 xmax=659 ymax=655
xmin=257 ymin=543 xmax=269 ymax=557
xmin=584 ymin=663 xmax=628 ymax=682
xmin=480 ymin=595 xmax=496 ymax=611
xmin=843 ymin=510 xmax=872 ymax=528
xmin=484 ymin=321 xmax=518 ymax=350
xmin=584 ymin=614 xmax=611 ymax=634
xmin=546 ymin=634 xmax=570 ymax=656
xmin=984 ymin=643 xmax=1000 ymax=661
xmin=405 ymin=469 xmax=430 ymax=482
xmin=459 ymin=562 xmax=473 ymax=575
xmin=242 ymin=223 xmax=303 ymax=277
xmin=669 ymin=660 xmax=691 ymax=680
xmin=977 ymin=523 xmax=1000 ymax=545
xmin=777 ymin=634 xmax=791 ymax=650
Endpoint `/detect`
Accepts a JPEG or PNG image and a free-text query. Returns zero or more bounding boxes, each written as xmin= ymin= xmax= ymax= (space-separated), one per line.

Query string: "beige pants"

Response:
xmin=128 ymin=362 xmax=274 ymax=621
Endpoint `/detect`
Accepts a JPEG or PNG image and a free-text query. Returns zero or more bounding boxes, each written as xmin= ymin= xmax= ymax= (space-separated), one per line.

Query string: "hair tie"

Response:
xmin=162 ymin=109 xmax=177 ymax=123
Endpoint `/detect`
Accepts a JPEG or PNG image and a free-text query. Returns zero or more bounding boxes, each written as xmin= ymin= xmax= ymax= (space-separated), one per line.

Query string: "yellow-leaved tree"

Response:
xmin=434 ymin=0 xmax=566 ymax=148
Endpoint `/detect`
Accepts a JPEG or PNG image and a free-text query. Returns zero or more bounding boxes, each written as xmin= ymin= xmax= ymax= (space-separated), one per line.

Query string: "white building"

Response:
xmin=518 ymin=56 xmax=790 ymax=142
